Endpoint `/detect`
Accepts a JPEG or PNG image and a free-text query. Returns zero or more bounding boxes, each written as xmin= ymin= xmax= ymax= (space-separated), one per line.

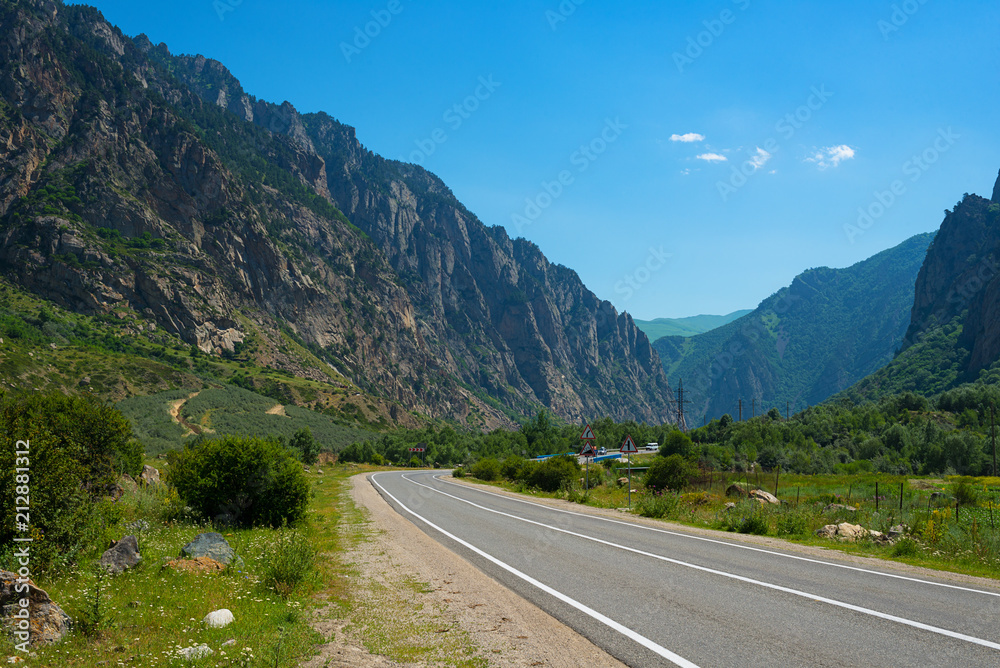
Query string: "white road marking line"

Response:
xmin=399 ymin=473 xmax=1000 ymax=652
xmin=436 ymin=473 xmax=1000 ymax=599
xmin=370 ymin=473 xmax=700 ymax=668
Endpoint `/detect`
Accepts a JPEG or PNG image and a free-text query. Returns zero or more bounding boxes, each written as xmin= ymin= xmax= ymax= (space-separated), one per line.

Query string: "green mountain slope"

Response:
xmin=653 ymin=233 xmax=935 ymax=426
xmin=634 ymin=311 xmax=752 ymax=340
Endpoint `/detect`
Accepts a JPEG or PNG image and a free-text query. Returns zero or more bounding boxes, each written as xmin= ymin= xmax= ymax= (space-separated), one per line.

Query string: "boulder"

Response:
xmin=725 ymin=484 xmax=749 ymax=498
xmin=0 ymin=571 xmax=71 ymax=645
xmin=100 ymin=535 xmax=141 ymax=575
xmin=724 ymin=502 xmax=737 ymax=511
xmin=617 ymin=477 xmax=629 ymax=486
xmin=815 ymin=522 xmax=869 ymax=542
xmin=822 ymin=503 xmax=857 ymax=513
xmin=203 ymin=609 xmax=234 ymax=628
xmin=180 ymin=533 xmax=242 ymax=567
xmin=139 ymin=465 xmax=160 ymax=487
xmin=750 ymin=489 xmax=780 ymax=505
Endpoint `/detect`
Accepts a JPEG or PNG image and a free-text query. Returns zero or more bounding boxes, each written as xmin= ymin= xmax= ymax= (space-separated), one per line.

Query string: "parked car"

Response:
xmin=598 ymin=447 xmax=607 ymax=455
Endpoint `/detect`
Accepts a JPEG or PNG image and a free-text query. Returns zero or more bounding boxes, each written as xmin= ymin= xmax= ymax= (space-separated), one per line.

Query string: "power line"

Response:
xmin=675 ymin=378 xmax=692 ymax=432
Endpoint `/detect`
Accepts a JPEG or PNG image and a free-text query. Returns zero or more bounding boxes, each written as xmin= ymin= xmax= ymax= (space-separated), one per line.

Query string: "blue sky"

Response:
xmin=79 ymin=0 xmax=1000 ymax=319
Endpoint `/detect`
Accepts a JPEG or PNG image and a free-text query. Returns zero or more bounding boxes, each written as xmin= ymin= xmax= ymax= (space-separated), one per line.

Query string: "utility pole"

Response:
xmin=675 ymin=378 xmax=692 ymax=432
xmin=738 ymin=399 xmax=743 ymax=422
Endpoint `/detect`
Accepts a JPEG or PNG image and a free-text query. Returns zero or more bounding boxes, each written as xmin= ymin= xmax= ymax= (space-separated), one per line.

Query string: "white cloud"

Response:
xmin=748 ymin=147 xmax=771 ymax=170
xmin=680 ymin=168 xmax=691 ymax=175
xmin=806 ymin=144 xmax=856 ymax=169
xmin=696 ymin=152 xmax=727 ymax=162
xmin=670 ymin=132 xmax=705 ymax=143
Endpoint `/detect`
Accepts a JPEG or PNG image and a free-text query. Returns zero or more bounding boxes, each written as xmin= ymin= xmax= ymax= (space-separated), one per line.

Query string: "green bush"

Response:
xmin=637 ymin=492 xmax=681 ymax=519
xmin=289 ymin=427 xmax=319 ymax=465
xmin=166 ymin=435 xmax=309 ymax=527
xmin=471 ymin=457 xmax=501 ymax=481
xmin=452 ymin=466 xmax=466 ymax=478
xmin=528 ymin=455 xmax=580 ymax=492
xmin=953 ymin=481 xmax=980 ymax=506
xmin=644 ymin=454 xmax=696 ymax=492
xmin=262 ymin=527 xmax=316 ymax=598
xmin=738 ymin=513 xmax=770 ymax=535
xmin=500 ymin=455 xmax=529 ymax=481
xmin=775 ymin=509 xmax=811 ymax=536
xmin=891 ymin=537 xmax=920 ymax=558
xmin=0 ymin=391 xmax=139 ymax=572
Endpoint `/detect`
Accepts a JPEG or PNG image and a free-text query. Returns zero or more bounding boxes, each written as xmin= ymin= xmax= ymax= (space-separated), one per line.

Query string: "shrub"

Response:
xmin=775 ymin=509 xmax=811 ymax=536
xmin=166 ymin=435 xmax=309 ymax=527
xmin=452 ymin=466 xmax=466 ymax=478
xmin=891 ymin=537 xmax=920 ymax=558
xmin=0 ymin=391 xmax=139 ymax=572
xmin=528 ymin=455 xmax=580 ymax=492
xmin=644 ymin=454 xmax=696 ymax=492
xmin=637 ymin=492 xmax=681 ymax=519
xmin=262 ymin=527 xmax=316 ymax=598
xmin=738 ymin=513 xmax=770 ymax=535
xmin=471 ymin=457 xmax=501 ymax=481
xmin=500 ymin=455 xmax=529 ymax=481
xmin=953 ymin=481 xmax=980 ymax=506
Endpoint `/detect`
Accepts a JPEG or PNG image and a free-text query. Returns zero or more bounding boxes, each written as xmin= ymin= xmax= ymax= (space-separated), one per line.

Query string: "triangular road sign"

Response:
xmin=620 ymin=435 xmax=638 ymax=454
xmin=580 ymin=443 xmax=596 ymax=457
xmin=580 ymin=424 xmax=596 ymax=440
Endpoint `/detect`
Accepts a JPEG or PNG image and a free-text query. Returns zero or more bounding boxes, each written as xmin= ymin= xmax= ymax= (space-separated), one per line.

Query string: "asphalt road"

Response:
xmin=370 ymin=470 xmax=1000 ymax=667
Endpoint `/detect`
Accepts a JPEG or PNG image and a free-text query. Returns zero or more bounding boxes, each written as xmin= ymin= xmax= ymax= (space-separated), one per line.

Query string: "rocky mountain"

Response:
xmin=843 ymin=178 xmax=1000 ymax=401
xmin=653 ymin=233 xmax=934 ymax=425
xmin=0 ymin=0 xmax=675 ymax=426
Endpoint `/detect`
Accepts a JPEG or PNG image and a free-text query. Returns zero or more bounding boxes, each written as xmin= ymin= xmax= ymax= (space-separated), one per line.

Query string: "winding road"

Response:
xmin=371 ymin=470 xmax=1000 ymax=667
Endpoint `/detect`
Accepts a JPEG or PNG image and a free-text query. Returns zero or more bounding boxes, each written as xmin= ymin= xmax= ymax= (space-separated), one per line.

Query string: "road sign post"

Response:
xmin=580 ymin=425 xmax=596 ymax=491
xmin=620 ymin=435 xmax=638 ymax=509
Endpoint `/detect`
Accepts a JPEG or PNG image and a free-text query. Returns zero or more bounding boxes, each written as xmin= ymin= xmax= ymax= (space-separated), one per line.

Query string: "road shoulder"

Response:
xmin=347 ymin=471 xmax=628 ymax=668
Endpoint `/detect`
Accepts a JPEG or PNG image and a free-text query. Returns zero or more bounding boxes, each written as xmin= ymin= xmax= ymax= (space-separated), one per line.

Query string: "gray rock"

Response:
xmin=180 ymin=532 xmax=242 ymax=567
xmin=126 ymin=519 xmax=150 ymax=533
xmin=100 ymin=535 xmax=141 ymax=575
xmin=725 ymin=484 xmax=749 ymax=498
xmin=139 ymin=465 xmax=160 ymax=487
xmin=0 ymin=571 xmax=71 ymax=645
xmin=177 ymin=644 xmax=213 ymax=661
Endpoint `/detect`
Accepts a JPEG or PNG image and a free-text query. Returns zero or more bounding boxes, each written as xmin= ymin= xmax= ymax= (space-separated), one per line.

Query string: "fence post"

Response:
xmin=876 ymin=481 xmax=879 ymax=513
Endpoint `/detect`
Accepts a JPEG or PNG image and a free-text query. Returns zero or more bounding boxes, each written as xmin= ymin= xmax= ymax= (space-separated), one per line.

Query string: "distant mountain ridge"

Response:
xmin=634 ymin=311 xmax=752 ymax=340
xmin=654 ymin=233 xmax=934 ymax=425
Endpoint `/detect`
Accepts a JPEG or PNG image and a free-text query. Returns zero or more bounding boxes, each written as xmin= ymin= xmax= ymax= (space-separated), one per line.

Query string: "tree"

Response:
xmin=659 ymin=430 xmax=695 ymax=459
xmin=290 ymin=427 xmax=319 ymax=465
xmin=644 ymin=455 xmax=696 ymax=492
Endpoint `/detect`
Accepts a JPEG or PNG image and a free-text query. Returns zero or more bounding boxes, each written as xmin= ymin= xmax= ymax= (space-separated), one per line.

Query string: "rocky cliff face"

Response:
xmin=903 ymin=192 xmax=1000 ymax=375
xmin=0 ymin=0 xmax=676 ymax=425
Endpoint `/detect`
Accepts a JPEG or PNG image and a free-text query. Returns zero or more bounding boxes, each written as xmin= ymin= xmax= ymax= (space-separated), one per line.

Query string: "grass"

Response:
xmin=14 ymin=461 xmax=492 ymax=667
xmin=467 ymin=465 xmax=1000 ymax=581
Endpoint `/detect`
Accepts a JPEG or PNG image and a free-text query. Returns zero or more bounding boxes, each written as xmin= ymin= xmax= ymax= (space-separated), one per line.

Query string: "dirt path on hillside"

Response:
xmin=301 ymin=474 xmax=627 ymax=668
xmin=168 ymin=391 xmax=201 ymax=436
xmin=266 ymin=403 xmax=287 ymax=416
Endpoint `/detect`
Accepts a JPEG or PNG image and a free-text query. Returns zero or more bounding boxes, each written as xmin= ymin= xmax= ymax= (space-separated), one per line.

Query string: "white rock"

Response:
xmin=221 ymin=639 xmax=236 ymax=647
xmin=178 ymin=644 xmax=213 ymax=660
xmin=203 ymin=609 xmax=235 ymax=628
